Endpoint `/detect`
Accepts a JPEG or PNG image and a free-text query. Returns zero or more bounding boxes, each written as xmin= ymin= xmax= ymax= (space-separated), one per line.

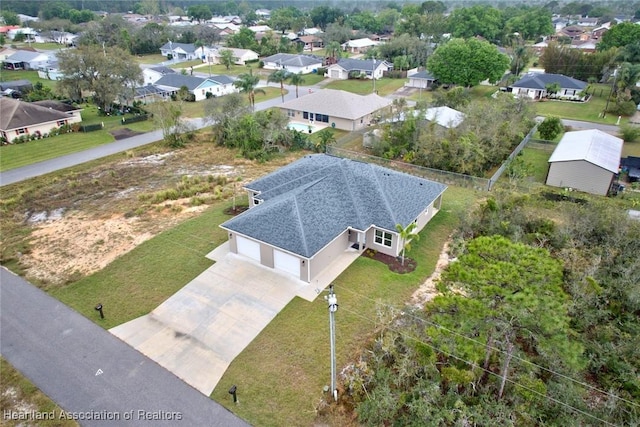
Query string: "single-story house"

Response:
xmin=424 ymin=106 xmax=465 ymax=129
xmin=325 ymin=58 xmax=392 ymax=80
xmin=155 ymin=74 xmax=237 ymax=100
xmin=32 ymin=100 xmax=83 ymax=122
xmin=142 ymin=66 xmax=176 ymax=85
xmin=262 ymin=53 xmax=323 ymax=74
xmin=255 ymin=9 xmax=271 ymax=20
xmin=510 ymin=73 xmax=587 ymax=100
xmin=297 ymin=35 xmax=323 ymax=51
xmin=341 ymin=37 xmax=380 ymax=54
xmin=204 ymin=47 xmax=259 ymax=65
xmin=277 ymin=89 xmax=392 ymax=131
xmin=0 ymin=47 xmax=18 ymax=61
xmin=406 ymin=70 xmax=436 ymax=89
xmin=3 ymin=50 xmax=55 ymax=70
xmin=546 ymin=129 xmax=623 ymax=196
xmin=220 ymin=154 xmax=447 ymax=282
xmin=159 ymin=42 xmax=199 ymax=60
xmin=125 ymin=85 xmax=172 ymax=104
xmin=248 ymin=25 xmax=272 ymax=33
xmin=0 ymin=97 xmax=82 ymax=142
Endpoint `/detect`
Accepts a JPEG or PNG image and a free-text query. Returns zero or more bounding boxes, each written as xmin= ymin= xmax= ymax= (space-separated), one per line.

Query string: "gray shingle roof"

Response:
xmin=5 ymin=50 xmax=47 ymax=62
xmin=334 ymin=58 xmax=389 ymax=72
xmin=208 ymin=75 xmax=235 ymax=85
xmin=512 ymin=73 xmax=587 ymax=90
xmin=160 ymin=42 xmax=196 ymax=53
xmin=221 ymin=154 xmax=447 ymax=258
xmin=264 ymin=53 xmax=323 ymax=67
xmin=149 ymin=66 xmax=175 ymax=74
xmin=410 ymin=70 xmax=435 ymax=80
xmin=0 ymin=97 xmax=71 ymax=130
xmin=278 ymin=89 xmax=392 ymax=120
xmin=155 ymin=74 xmax=209 ymax=90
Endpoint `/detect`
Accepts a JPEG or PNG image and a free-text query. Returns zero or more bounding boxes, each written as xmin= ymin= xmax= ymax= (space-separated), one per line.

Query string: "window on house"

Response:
xmin=253 ymin=198 xmax=260 ymax=205
xmin=57 ymin=120 xmax=66 ymax=126
xmin=17 ymin=128 xmax=27 ymax=135
xmin=303 ymin=111 xmax=308 ymax=119
xmin=374 ymin=230 xmax=392 ymax=247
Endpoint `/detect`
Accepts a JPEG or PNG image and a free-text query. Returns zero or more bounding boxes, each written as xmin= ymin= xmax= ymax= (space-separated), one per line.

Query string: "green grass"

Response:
xmin=623 ymin=141 xmax=640 ymax=157
xmin=324 ymin=77 xmax=406 ymax=96
xmin=519 ymin=146 xmax=553 ymax=183
xmin=297 ymin=73 xmax=325 ymax=86
xmin=0 ymin=132 xmax=115 ymax=171
xmin=50 ymin=202 xmax=232 ymax=329
xmin=210 ymin=186 xmax=478 ymax=426
xmin=0 ymin=69 xmax=58 ymax=91
xmin=534 ymin=84 xmax=621 ymax=125
xmin=135 ymin=54 xmax=166 ymax=64
xmin=10 ymin=42 xmax=64 ymax=51
xmin=0 ymin=358 xmax=78 ymax=427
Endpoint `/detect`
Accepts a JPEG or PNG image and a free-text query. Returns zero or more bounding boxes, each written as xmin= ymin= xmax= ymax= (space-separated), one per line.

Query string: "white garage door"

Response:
xmin=236 ymin=236 xmax=261 ymax=262
xmin=273 ymin=250 xmax=300 ymax=278
xmin=330 ymin=70 xmax=340 ymax=79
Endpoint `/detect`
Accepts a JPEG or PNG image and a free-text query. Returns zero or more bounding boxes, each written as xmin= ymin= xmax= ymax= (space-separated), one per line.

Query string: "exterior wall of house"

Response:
xmin=309 ymin=229 xmax=350 ymax=282
xmin=193 ymin=81 xmax=220 ymax=101
xmin=408 ymin=77 xmax=432 ymax=89
xmin=546 ymin=160 xmax=613 ymax=195
xmin=327 ymin=67 xmax=348 ymax=80
xmin=365 ymin=227 xmax=400 ymax=257
xmin=3 ymin=117 xmax=78 ymax=142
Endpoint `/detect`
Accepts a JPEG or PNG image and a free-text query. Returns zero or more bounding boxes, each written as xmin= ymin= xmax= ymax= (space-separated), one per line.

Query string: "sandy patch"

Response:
xmin=409 ymin=241 xmax=453 ymax=308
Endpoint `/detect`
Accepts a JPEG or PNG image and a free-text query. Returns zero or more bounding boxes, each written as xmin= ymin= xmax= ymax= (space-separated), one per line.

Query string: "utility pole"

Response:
xmin=372 ymin=58 xmax=376 ymax=94
xmin=326 ymin=284 xmax=339 ymax=402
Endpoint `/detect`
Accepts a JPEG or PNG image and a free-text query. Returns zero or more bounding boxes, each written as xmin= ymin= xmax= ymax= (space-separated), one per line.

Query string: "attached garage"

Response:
xmin=236 ymin=236 xmax=261 ymax=262
xmin=273 ymin=249 xmax=300 ymax=278
xmin=330 ymin=69 xmax=340 ymax=79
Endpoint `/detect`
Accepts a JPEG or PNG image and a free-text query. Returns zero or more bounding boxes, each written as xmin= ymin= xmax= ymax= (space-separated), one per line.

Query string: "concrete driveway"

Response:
xmin=110 ymin=243 xmax=360 ymax=396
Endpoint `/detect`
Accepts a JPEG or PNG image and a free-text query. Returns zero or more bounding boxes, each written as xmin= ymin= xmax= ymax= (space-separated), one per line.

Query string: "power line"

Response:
xmin=339 ymin=305 xmax=620 ymax=427
xmin=337 ymin=284 xmax=640 ymax=410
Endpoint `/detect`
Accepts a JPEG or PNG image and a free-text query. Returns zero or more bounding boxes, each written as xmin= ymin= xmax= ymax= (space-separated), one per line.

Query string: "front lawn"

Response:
xmin=324 ymin=77 xmax=406 ymax=96
xmin=211 ymin=186 xmax=478 ymax=426
xmin=0 ymin=131 xmax=115 ymax=172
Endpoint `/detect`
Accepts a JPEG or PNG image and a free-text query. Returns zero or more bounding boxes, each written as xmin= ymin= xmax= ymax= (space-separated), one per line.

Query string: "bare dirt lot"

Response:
xmin=0 ymin=138 xmax=300 ymax=288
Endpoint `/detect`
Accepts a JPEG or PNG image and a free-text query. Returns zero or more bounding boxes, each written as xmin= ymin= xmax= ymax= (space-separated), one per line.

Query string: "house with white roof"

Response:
xmin=204 ymin=47 xmax=259 ymax=65
xmin=262 ymin=53 xmax=323 ymax=74
xmin=220 ymin=154 xmax=446 ymax=282
xmin=424 ymin=107 xmax=465 ymax=129
xmin=277 ymin=89 xmax=392 ymax=131
xmin=406 ymin=70 xmax=436 ymax=89
xmin=546 ymin=129 xmax=623 ymax=196
xmin=248 ymin=25 xmax=272 ymax=33
xmin=154 ymin=74 xmax=237 ymax=101
xmin=341 ymin=38 xmax=380 ymax=54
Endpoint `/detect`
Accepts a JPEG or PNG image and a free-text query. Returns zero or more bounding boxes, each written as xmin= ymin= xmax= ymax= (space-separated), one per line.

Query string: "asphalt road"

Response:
xmin=0 ymin=83 xmax=309 ymax=187
xmin=0 ymin=267 xmax=250 ymax=427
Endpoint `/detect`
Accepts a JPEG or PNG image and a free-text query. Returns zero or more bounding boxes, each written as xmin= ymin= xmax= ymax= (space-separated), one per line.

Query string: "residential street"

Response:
xmin=0 ymin=267 xmax=250 ymax=427
xmin=0 ymin=81 xmax=313 ymax=187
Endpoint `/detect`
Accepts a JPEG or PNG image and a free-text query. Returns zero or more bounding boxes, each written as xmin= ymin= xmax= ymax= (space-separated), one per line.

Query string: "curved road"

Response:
xmin=0 ymin=267 xmax=250 ymax=426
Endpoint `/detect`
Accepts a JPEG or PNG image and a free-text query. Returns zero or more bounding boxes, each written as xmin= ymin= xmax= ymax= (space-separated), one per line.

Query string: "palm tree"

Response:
xmin=326 ymin=41 xmax=342 ymax=61
xmin=233 ymin=69 xmax=265 ymax=110
xmin=267 ymin=69 xmax=290 ymax=103
xmin=287 ymin=73 xmax=305 ymax=98
xmin=395 ymin=222 xmax=420 ymax=266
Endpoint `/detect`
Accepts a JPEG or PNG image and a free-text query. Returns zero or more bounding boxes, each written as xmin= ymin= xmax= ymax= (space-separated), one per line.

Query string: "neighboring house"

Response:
xmin=32 ymin=100 xmax=83 ymax=121
xmin=142 ymin=66 xmax=176 ymax=85
xmin=341 ymin=37 xmax=380 ymax=54
xmin=129 ymin=85 xmax=172 ymax=104
xmin=205 ymin=47 xmax=258 ymax=65
xmin=0 ymin=80 xmax=33 ymax=95
xmin=255 ymin=9 xmax=271 ymax=20
xmin=0 ymin=47 xmax=18 ymax=61
xmin=159 ymin=42 xmax=198 ymax=60
xmin=406 ymin=70 xmax=436 ymax=89
xmin=576 ymin=17 xmax=599 ymax=27
xmin=0 ymin=97 xmax=82 ymax=142
xmin=220 ymin=154 xmax=447 ymax=282
xmin=36 ymin=62 xmax=64 ymax=80
xmin=570 ymin=39 xmax=598 ymax=52
xmin=325 ymin=58 xmax=392 ymax=80
xmin=3 ymin=50 xmax=55 ymax=70
xmin=248 ymin=25 xmax=272 ymax=33
xmin=510 ymin=73 xmax=587 ymax=100
xmin=277 ymin=89 xmax=392 ymax=131
xmin=262 ymin=53 xmax=323 ymax=74
xmin=424 ymin=106 xmax=465 ymax=129
xmin=155 ymin=74 xmax=237 ymax=100
xmin=546 ymin=129 xmax=623 ymax=196
xmin=207 ymin=75 xmax=239 ymax=96
xmin=297 ymin=35 xmax=324 ymax=51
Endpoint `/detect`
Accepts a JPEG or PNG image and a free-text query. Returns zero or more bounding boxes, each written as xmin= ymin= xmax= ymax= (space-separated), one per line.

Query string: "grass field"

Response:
xmin=0 ymin=69 xmax=58 ymax=91
xmin=324 ymin=77 xmax=406 ymax=96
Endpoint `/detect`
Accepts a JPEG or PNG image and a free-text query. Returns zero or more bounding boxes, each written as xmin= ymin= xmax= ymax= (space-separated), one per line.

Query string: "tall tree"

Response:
xmin=598 ymin=22 xmax=640 ymax=51
xmin=226 ymin=27 xmax=258 ymax=50
xmin=233 ymin=69 xmax=265 ymax=110
xmin=187 ymin=4 xmax=212 ymax=22
xmin=427 ymin=38 xmax=510 ymax=87
xmin=57 ymin=45 xmax=142 ymax=113
xmin=447 ymin=5 xmax=505 ymax=42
